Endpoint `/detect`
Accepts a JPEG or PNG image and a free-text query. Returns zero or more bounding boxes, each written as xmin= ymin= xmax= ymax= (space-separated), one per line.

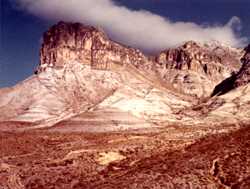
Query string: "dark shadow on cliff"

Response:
xmin=211 ymin=72 xmax=237 ymax=97
xmin=212 ymin=44 xmax=250 ymax=97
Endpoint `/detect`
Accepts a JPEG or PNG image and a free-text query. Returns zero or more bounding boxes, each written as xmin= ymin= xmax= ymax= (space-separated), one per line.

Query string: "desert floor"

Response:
xmin=0 ymin=122 xmax=249 ymax=189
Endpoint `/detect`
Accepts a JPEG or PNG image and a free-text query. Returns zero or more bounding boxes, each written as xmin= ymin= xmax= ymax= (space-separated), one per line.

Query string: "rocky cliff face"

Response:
xmin=155 ymin=41 xmax=242 ymax=97
xmin=38 ymin=22 xmax=243 ymax=98
xmin=38 ymin=21 xmax=149 ymax=73
xmin=236 ymin=44 xmax=250 ymax=86
xmin=156 ymin=41 xmax=242 ymax=74
xmin=39 ymin=22 xmax=95 ymax=70
xmin=212 ymin=44 xmax=250 ymax=96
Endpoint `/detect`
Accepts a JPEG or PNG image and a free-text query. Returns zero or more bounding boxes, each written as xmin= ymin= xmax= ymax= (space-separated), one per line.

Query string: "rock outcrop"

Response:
xmin=156 ymin=41 xmax=241 ymax=75
xmin=235 ymin=44 xmax=250 ymax=86
xmin=212 ymin=44 xmax=250 ymax=96
xmin=38 ymin=21 xmax=149 ymax=73
xmin=155 ymin=41 xmax=242 ymax=97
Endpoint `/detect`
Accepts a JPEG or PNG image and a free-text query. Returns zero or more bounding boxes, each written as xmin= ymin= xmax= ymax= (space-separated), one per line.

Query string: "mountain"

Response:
xmin=0 ymin=21 xmax=250 ymax=189
xmin=0 ymin=21 xmax=249 ymax=131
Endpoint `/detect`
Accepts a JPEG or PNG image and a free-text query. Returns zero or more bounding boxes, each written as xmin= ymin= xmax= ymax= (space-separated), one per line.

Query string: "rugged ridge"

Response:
xmin=155 ymin=41 xmax=242 ymax=97
xmin=38 ymin=22 xmax=243 ymax=98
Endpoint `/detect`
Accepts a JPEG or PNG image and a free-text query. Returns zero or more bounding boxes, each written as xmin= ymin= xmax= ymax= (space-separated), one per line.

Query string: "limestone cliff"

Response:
xmin=38 ymin=21 xmax=149 ymax=73
xmin=155 ymin=41 xmax=242 ymax=97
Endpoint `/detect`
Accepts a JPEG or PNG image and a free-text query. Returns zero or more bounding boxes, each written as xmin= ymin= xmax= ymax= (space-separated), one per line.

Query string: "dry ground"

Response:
xmin=0 ymin=123 xmax=249 ymax=189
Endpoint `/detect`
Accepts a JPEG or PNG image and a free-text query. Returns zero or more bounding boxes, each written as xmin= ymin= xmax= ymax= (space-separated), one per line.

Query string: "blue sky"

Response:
xmin=1 ymin=0 xmax=250 ymax=87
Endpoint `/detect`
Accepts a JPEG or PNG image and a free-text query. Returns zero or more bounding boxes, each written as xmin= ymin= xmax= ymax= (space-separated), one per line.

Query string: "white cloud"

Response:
xmin=13 ymin=0 xmax=247 ymax=52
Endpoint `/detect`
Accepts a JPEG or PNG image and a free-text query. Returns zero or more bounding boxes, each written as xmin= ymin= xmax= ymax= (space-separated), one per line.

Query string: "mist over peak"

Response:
xmin=12 ymin=0 xmax=247 ymax=53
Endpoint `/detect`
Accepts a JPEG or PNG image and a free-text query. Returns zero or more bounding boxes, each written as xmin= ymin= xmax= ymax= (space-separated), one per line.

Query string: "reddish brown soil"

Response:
xmin=0 ymin=124 xmax=249 ymax=189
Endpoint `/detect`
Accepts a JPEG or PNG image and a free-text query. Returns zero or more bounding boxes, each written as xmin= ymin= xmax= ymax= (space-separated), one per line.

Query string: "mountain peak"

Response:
xmin=182 ymin=40 xmax=201 ymax=49
xmin=38 ymin=21 xmax=106 ymax=72
xmin=37 ymin=21 xmax=147 ymax=73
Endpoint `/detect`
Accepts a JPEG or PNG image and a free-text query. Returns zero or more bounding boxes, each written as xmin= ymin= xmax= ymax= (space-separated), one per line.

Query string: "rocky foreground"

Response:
xmin=0 ymin=22 xmax=249 ymax=188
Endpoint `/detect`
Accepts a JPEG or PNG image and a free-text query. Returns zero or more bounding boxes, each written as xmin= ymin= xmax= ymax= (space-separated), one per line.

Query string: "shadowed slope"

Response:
xmin=212 ymin=44 xmax=250 ymax=96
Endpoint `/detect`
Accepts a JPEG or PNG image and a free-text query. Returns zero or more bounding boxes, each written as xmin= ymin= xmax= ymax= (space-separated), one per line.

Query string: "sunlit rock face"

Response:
xmin=38 ymin=21 xmax=150 ymax=73
xmin=155 ymin=41 xmax=242 ymax=97
xmin=39 ymin=22 xmax=95 ymax=70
